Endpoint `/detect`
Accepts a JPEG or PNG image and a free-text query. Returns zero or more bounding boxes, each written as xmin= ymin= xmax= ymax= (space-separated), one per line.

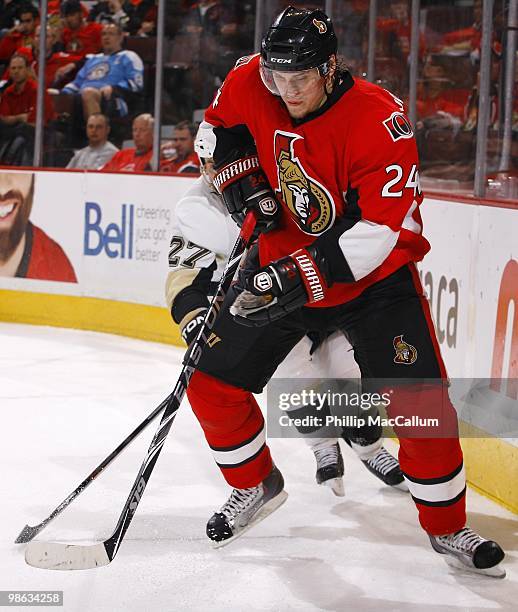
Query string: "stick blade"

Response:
xmin=25 ymin=541 xmax=111 ymax=570
xmin=15 ymin=524 xmax=42 ymax=544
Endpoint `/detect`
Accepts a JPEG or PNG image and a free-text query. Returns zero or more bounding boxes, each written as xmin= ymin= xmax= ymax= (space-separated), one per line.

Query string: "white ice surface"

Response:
xmin=1 ymin=322 xmax=517 ymax=612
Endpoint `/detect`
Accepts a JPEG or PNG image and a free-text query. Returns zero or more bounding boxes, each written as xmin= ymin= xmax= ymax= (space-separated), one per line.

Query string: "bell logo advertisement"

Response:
xmin=84 ymin=202 xmax=135 ymax=259
xmin=84 ymin=199 xmax=173 ymax=266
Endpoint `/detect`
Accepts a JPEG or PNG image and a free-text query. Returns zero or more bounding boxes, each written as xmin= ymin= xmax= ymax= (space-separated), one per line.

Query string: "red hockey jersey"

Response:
xmin=101 ymin=148 xmax=152 ymax=173
xmin=205 ymin=54 xmax=429 ymax=307
xmin=160 ymin=151 xmax=200 ymax=174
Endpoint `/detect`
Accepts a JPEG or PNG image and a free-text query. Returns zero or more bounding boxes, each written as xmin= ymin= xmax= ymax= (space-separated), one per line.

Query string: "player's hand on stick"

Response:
xmin=230 ymin=246 xmax=328 ymax=326
xmin=213 ymin=151 xmax=280 ymax=238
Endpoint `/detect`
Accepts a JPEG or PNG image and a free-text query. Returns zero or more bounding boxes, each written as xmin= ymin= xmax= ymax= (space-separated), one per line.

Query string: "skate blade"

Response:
xmin=212 ymin=490 xmax=288 ymax=549
xmin=322 ymin=478 xmax=345 ymax=497
xmin=442 ymin=553 xmax=506 ymax=579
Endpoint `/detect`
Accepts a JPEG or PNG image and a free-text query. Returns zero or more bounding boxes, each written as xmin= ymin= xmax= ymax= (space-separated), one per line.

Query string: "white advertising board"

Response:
xmin=420 ymin=197 xmax=518 ymax=443
xmin=420 ymin=197 xmax=518 ymax=383
xmin=0 ymin=169 xmax=195 ymax=306
xmin=473 ymin=206 xmax=517 ymax=383
xmin=418 ymin=198 xmax=477 ymax=378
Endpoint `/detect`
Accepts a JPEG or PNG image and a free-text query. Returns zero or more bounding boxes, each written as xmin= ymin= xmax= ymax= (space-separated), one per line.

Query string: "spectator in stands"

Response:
xmin=441 ymin=0 xmax=483 ymax=54
xmin=438 ymin=6 xmax=502 ymax=134
xmin=0 ymin=54 xmax=53 ymax=166
xmin=124 ymin=0 xmax=157 ymax=36
xmin=177 ymin=0 xmax=244 ymax=108
xmin=0 ymin=3 xmax=38 ymax=64
xmin=47 ymin=14 xmax=66 ymax=53
xmin=101 ymin=112 xmax=152 ymax=172
xmin=37 ymin=24 xmax=82 ymax=88
xmin=439 ymin=0 xmax=503 ymax=68
xmin=0 ymin=0 xmax=28 ymax=34
xmin=10 ymin=24 xmax=82 ymax=89
xmin=60 ymin=22 xmax=144 ymax=120
xmin=0 ymin=171 xmax=77 ymax=281
xmin=66 ymin=112 xmax=119 ymax=169
xmin=48 ymin=0 xmax=89 ymax=19
xmin=160 ymin=120 xmax=199 ymax=174
xmin=417 ymin=59 xmax=470 ymax=123
xmin=62 ymin=0 xmax=103 ymax=58
xmin=88 ymin=0 xmax=131 ymax=32
xmin=463 ymin=56 xmax=501 ymax=133
xmin=376 ymin=0 xmax=426 ymax=68
xmin=182 ymin=0 xmax=233 ymax=36
xmin=88 ymin=0 xmax=156 ymax=36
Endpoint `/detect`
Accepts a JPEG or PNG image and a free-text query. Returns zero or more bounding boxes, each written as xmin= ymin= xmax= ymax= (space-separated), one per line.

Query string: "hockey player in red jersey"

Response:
xmin=168 ymin=126 xmax=407 ymax=498
xmin=186 ymin=6 xmax=505 ymax=576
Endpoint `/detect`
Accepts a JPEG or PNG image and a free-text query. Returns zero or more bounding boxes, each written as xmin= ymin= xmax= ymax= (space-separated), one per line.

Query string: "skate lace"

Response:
xmin=219 ymin=486 xmax=260 ymax=521
xmin=314 ymin=444 xmax=340 ymax=469
xmin=439 ymin=528 xmax=485 ymax=553
xmin=365 ymin=448 xmax=398 ymax=475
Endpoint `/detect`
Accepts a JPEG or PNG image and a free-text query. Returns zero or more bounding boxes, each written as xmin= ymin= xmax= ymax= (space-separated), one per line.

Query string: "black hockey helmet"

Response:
xmin=261 ymin=6 xmax=337 ymax=73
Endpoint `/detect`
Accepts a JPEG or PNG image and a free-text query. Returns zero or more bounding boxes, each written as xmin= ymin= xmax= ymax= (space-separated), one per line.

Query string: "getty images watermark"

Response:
xmin=266 ymin=378 xmax=518 ymax=439
xmin=275 ymin=387 xmax=439 ymax=432
xmin=278 ymin=389 xmax=439 ymax=431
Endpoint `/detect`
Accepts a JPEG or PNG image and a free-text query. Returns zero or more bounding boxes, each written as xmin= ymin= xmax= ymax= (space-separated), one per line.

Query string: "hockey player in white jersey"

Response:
xmin=165 ymin=124 xmax=407 ymax=497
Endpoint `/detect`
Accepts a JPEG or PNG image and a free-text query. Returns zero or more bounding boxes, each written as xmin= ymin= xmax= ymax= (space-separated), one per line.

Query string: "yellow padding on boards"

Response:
xmin=0 ymin=289 xmax=183 ymax=346
xmin=386 ymin=422 xmax=517 ymax=514
xmin=460 ymin=421 xmax=518 ymax=515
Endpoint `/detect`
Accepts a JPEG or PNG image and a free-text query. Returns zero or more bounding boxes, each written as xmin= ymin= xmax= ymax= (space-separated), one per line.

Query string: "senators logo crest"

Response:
xmin=393 ymin=335 xmax=418 ymax=365
xmin=274 ymin=131 xmax=335 ymax=235
xmin=313 ymin=19 xmax=327 ymax=34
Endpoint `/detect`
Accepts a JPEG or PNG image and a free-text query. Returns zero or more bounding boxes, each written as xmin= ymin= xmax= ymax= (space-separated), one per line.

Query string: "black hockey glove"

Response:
xmin=230 ymin=246 xmax=329 ymax=327
xmin=180 ymin=308 xmax=208 ymax=347
xmin=213 ymin=151 xmax=280 ymax=238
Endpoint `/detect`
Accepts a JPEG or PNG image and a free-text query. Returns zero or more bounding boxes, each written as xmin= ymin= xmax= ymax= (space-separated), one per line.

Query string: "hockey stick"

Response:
xmin=25 ymin=213 xmax=257 ymax=570
xmin=15 ymin=402 xmax=166 ymax=544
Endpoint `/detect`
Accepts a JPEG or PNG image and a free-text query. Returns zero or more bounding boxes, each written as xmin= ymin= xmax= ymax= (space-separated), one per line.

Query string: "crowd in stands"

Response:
xmin=0 ymin=1 xmax=515 ymax=194
xmin=65 ymin=111 xmax=198 ymax=174
xmin=0 ymin=0 xmax=222 ymax=172
xmin=332 ymin=0 xmax=516 ymax=190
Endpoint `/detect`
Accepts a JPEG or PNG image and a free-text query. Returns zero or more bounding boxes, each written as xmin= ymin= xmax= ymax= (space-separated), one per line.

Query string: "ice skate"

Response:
xmin=429 ymin=527 xmax=505 ymax=578
xmin=361 ymin=447 xmax=408 ymax=490
xmin=347 ymin=436 xmax=408 ymax=491
xmin=313 ymin=442 xmax=345 ymax=497
xmin=206 ymin=466 xmax=288 ymax=548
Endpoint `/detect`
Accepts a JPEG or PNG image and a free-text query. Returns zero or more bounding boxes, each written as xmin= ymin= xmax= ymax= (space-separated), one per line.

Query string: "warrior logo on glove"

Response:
xmin=253 ymin=272 xmax=273 ymax=292
xmin=213 ymin=156 xmax=260 ymax=193
xmin=258 ymin=197 xmax=278 ymax=217
xmin=275 ymin=131 xmax=335 ymax=236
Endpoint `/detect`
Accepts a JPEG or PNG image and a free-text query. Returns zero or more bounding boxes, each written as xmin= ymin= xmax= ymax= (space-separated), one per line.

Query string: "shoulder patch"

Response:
xmin=382 ymin=112 xmax=414 ymax=142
